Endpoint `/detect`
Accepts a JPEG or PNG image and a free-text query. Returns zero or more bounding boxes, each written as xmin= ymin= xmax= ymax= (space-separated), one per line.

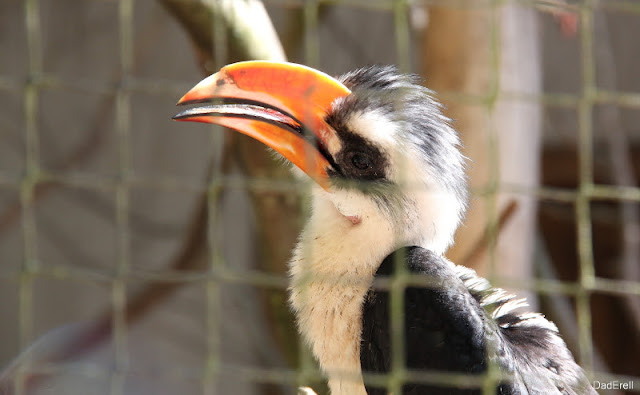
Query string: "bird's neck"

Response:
xmin=290 ymin=194 xmax=397 ymax=280
xmin=288 ymin=197 xmax=396 ymax=395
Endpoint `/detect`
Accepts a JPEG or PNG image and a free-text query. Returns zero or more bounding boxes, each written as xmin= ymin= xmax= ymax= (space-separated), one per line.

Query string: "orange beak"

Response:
xmin=173 ymin=61 xmax=351 ymax=189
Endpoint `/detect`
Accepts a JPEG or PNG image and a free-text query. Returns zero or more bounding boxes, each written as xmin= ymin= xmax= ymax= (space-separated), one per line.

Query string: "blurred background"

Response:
xmin=0 ymin=0 xmax=639 ymax=393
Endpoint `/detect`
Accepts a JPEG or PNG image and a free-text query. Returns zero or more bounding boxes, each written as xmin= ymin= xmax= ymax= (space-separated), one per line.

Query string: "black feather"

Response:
xmin=360 ymin=247 xmax=595 ymax=395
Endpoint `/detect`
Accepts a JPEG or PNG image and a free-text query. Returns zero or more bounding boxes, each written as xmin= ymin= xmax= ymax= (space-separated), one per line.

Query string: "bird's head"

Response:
xmin=174 ymin=61 xmax=467 ymax=254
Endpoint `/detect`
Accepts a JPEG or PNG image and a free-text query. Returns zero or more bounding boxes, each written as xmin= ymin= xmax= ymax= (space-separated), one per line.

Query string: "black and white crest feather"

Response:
xmin=361 ymin=247 xmax=596 ymax=395
xmin=328 ymin=65 xmax=468 ymax=204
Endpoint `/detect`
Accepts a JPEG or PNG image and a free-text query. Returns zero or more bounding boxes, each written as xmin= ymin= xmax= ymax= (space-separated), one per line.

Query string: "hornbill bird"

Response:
xmin=174 ymin=61 xmax=595 ymax=395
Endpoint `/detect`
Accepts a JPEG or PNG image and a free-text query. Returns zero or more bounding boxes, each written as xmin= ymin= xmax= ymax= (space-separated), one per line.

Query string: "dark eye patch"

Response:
xmin=324 ymin=100 xmax=390 ymax=183
xmin=330 ymin=130 xmax=388 ymax=182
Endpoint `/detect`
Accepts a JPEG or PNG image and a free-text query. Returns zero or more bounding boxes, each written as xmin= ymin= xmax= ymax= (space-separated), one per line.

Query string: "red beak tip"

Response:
xmin=176 ymin=93 xmax=191 ymax=106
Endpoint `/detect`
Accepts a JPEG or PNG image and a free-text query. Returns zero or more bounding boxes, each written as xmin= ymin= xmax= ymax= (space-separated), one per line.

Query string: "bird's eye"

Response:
xmin=350 ymin=151 xmax=372 ymax=170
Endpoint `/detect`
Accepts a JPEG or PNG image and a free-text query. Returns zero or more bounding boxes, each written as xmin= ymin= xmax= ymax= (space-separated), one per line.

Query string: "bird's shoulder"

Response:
xmin=361 ymin=246 xmax=596 ymax=395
